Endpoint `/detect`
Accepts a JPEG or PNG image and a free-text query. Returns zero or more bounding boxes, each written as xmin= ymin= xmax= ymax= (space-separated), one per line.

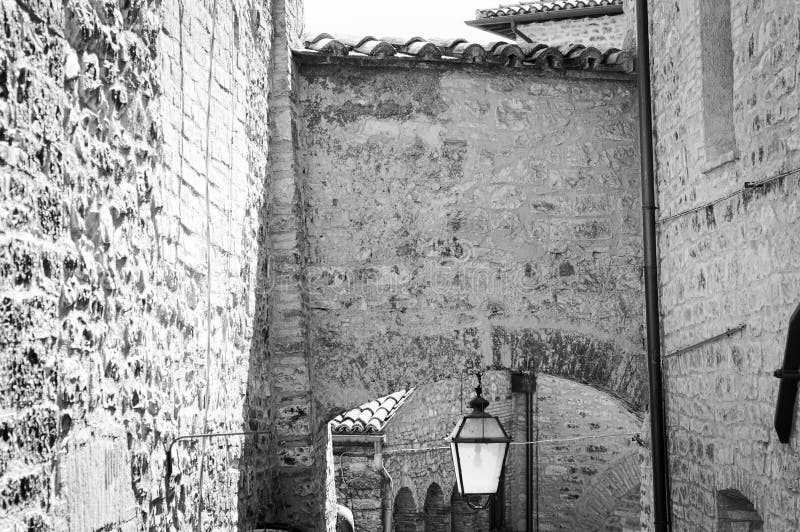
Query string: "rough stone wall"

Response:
xmin=516 ymin=15 xmax=627 ymax=49
xmin=333 ymin=371 xmax=641 ymax=530
xmin=535 ymin=375 xmax=641 ymax=531
xmin=649 ymin=0 xmax=800 ymax=529
xmin=0 ymin=0 xmax=278 ymax=530
xmin=295 ymin=61 xmax=647 ymax=425
xmin=261 ymin=0 xmax=335 ymax=528
xmin=333 ymin=446 xmax=383 ymax=532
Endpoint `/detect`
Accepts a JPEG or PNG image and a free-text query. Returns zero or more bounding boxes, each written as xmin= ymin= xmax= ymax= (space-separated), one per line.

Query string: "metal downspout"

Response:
xmin=526 ymin=386 xmax=533 ymax=532
xmin=381 ymin=464 xmax=393 ymax=532
xmin=635 ymin=0 xmax=671 ymax=531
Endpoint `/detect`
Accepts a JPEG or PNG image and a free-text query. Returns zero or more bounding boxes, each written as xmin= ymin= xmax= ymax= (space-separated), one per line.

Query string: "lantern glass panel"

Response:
xmin=459 ymin=415 xmax=506 ymax=439
xmin=450 ymin=441 xmax=463 ymax=494
xmin=454 ymin=441 xmax=507 ymax=494
xmin=450 ymin=415 xmax=509 ymax=496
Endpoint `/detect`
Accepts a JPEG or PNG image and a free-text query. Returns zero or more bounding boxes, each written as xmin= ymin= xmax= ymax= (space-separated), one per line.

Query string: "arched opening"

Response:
xmin=450 ymin=484 xmax=490 ymax=532
xmin=424 ymin=483 xmax=449 ymax=531
xmin=534 ymin=375 xmax=642 ymax=531
xmin=716 ymin=489 xmax=763 ymax=532
xmin=394 ymin=487 xmax=417 ymax=532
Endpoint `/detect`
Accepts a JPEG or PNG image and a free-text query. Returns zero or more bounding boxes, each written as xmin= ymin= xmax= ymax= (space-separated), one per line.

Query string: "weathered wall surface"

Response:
xmin=333 ymin=371 xmax=641 ymax=531
xmin=535 ymin=375 xmax=641 ymax=532
xmin=0 ymin=0 xmax=281 ymax=529
xmin=649 ymin=0 xmax=800 ymax=529
xmin=517 ymin=15 xmax=628 ymax=50
xmin=296 ymin=60 xmax=646 ymax=424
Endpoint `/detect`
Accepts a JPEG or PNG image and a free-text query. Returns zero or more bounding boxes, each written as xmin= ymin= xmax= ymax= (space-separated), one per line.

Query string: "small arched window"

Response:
xmin=394 ymin=487 xmax=417 ymax=532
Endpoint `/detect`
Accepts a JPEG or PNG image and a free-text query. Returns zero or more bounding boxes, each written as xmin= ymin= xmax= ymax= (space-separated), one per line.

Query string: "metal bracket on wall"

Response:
xmin=662 ymin=323 xmax=746 ymax=360
xmin=774 ymin=302 xmax=800 ymax=443
xmin=164 ymin=430 xmax=272 ymax=500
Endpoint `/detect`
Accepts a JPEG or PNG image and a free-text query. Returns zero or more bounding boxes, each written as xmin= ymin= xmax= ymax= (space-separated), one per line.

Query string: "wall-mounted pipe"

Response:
xmin=634 ymin=0 xmax=671 ymax=530
xmin=381 ymin=464 xmax=394 ymax=532
xmin=164 ymin=430 xmax=272 ymax=500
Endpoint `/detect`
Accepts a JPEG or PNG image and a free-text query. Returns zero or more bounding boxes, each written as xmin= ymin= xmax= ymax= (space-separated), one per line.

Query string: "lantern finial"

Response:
xmin=468 ymin=372 xmax=489 ymax=413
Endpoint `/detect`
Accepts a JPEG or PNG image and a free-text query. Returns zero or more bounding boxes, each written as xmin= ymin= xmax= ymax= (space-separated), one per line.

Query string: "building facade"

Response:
xmin=2 ymin=0 xmax=799 ymax=530
xmin=647 ymin=0 xmax=800 ymax=530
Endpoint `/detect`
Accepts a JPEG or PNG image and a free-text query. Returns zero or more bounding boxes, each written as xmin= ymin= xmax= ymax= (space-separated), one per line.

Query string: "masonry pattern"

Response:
xmin=0 ymin=0 xmax=290 ymax=529
xmin=648 ymin=0 xmax=800 ymax=529
xmin=295 ymin=59 xmax=647 ymax=422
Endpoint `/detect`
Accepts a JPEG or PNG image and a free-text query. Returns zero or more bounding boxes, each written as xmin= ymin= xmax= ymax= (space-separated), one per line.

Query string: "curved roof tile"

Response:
xmin=330 ymin=389 xmax=415 ymax=435
xmin=297 ymin=33 xmax=634 ymax=73
xmin=475 ymin=0 xmax=623 ymax=19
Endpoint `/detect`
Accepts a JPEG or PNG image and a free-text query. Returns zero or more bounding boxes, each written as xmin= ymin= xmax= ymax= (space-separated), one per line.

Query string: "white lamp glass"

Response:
xmin=448 ymin=380 xmax=511 ymax=497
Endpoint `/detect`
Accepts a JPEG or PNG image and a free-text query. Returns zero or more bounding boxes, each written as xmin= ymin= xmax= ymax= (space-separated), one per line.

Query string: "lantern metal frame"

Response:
xmin=448 ymin=373 xmax=511 ymax=510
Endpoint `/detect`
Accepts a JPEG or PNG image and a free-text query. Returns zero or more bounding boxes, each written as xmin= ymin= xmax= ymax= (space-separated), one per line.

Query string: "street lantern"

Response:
xmin=448 ymin=373 xmax=511 ymax=508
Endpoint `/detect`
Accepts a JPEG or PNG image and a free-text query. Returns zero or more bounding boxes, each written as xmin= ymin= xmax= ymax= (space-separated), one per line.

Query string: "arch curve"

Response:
xmin=423 ymin=482 xmax=449 ymax=531
xmin=573 ymin=453 xmax=641 ymax=530
xmin=393 ymin=487 xmax=417 ymax=532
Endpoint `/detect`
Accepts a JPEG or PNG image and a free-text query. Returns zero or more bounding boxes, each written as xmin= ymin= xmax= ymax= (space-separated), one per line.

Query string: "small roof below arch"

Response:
xmin=330 ymin=388 xmax=415 ymax=434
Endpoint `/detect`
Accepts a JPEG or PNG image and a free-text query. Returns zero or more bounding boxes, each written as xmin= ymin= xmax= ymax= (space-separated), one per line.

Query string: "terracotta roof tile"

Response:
xmin=330 ymin=389 xmax=414 ymax=435
xmin=297 ymin=33 xmax=634 ymax=73
xmin=466 ymin=1 xmax=624 ymax=39
xmin=475 ymin=0 xmax=624 ymax=19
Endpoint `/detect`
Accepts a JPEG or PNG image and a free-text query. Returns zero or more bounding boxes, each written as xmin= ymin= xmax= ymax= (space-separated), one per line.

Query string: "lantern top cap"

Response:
xmin=468 ymin=373 xmax=490 ymax=414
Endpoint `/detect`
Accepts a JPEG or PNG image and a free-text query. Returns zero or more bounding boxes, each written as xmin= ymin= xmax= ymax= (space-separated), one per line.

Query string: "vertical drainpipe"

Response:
xmin=512 ymin=372 xmax=535 ymax=532
xmin=635 ymin=0 xmax=671 ymax=531
xmin=377 ymin=440 xmax=393 ymax=532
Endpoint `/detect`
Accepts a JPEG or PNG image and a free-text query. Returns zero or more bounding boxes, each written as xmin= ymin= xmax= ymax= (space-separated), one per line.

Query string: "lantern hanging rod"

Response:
xmin=382 ymin=431 xmax=642 ymax=455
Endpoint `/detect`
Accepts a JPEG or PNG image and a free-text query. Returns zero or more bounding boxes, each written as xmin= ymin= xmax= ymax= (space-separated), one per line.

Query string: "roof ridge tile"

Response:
xmin=295 ymin=34 xmax=633 ymax=73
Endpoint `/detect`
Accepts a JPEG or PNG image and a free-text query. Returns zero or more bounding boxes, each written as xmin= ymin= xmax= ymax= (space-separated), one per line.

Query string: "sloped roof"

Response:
xmin=475 ymin=0 xmax=623 ymax=19
xmin=467 ymin=1 xmax=625 ymax=39
xmin=330 ymin=389 xmax=414 ymax=435
xmin=296 ymin=34 xmax=634 ymax=73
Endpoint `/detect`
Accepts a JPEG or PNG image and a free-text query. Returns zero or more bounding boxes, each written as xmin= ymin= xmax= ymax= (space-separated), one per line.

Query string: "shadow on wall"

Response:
xmin=236 ymin=177 xmax=275 ymax=527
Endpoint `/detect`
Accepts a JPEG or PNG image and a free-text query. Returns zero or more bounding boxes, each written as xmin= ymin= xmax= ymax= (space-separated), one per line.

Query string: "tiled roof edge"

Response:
xmin=297 ymin=33 xmax=634 ymax=73
xmin=329 ymin=388 xmax=416 ymax=435
xmin=474 ymin=0 xmax=624 ymax=20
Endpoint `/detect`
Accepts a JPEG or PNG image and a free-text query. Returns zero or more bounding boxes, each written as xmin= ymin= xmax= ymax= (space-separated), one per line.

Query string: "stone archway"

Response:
xmin=572 ymin=454 xmax=641 ymax=530
xmin=424 ymin=482 xmax=449 ymax=531
xmin=394 ymin=487 xmax=417 ymax=532
xmin=535 ymin=374 xmax=642 ymax=531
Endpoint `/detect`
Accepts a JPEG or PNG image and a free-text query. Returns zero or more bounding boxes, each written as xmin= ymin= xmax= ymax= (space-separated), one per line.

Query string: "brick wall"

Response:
xmin=295 ymin=60 xmax=647 ymax=426
xmin=0 ymin=0 xmax=281 ymax=529
xmin=648 ymin=0 xmax=800 ymax=529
